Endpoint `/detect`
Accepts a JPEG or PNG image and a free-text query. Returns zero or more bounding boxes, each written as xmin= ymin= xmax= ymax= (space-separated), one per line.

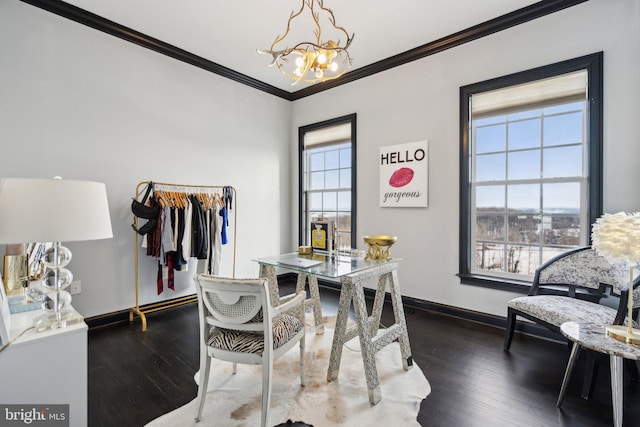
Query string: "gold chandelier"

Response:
xmin=258 ymin=0 xmax=354 ymax=85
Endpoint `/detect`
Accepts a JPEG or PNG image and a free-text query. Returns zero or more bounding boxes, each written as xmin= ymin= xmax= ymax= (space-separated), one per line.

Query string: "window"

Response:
xmin=299 ymin=114 xmax=357 ymax=250
xmin=459 ymin=53 xmax=603 ymax=288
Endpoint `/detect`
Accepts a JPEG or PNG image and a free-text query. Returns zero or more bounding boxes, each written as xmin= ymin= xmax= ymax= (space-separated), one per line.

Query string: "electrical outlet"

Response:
xmin=70 ymin=280 xmax=82 ymax=295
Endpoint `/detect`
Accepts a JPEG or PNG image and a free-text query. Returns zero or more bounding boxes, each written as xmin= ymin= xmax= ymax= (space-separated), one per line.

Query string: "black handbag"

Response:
xmin=131 ymin=182 xmax=160 ymax=235
xmin=133 ymin=218 xmax=158 ymax=235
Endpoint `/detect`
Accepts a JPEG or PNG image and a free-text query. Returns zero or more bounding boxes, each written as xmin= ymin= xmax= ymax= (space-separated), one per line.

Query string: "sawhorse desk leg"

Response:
xmin=327 ymin=264 xmax=413 ymax=405
xmin=259 ymin=264 xmax=324 ymax=334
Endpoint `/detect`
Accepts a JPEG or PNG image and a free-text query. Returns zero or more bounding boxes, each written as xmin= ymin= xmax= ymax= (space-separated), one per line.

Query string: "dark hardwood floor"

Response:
xmin=88 ymin=284 xmax=640 ymax=427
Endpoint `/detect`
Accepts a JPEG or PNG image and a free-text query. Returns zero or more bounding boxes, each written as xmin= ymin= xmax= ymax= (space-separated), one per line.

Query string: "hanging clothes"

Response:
xmin=211 ymin=204 xmax=223 ymax=275
xmin=204 ymin=208 xmax=213 ymax=275
xmin=189 ymin=194 xmax=208 ymax=259
xmin=181 ymin=199 xmax=193 ymax=270
xmin=161 ymin=205 xmax=175 ymax=255
xmin=219 ymin=204 xmax=228 ymax=245
xmin=146 ymin=197 xmax=162 ymax=258
xmin=156 ymin=260 xmax=163 ymax=295
xmin=224 ymin=186 xmax=233 ymax=211
xmin=176 ymin=208 xmax=187 ymax=269
xmin=134 ymin=183 xmax=236 ymax=295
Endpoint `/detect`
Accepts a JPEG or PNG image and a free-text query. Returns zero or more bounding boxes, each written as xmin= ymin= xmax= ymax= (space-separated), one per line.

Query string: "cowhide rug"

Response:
xmin=146 ymin=315 xmax=431 ymax=427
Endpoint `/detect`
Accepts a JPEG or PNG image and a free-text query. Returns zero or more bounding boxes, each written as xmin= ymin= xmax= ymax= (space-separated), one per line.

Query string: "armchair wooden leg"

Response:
xmin=299 ymin=334 xmax=306 ymax=387
xmin=194 ymin=355 xmax=211 ymax=422
xmin=261 ymin=356 xmax=274 ymax=427
xmin=625 ymin=359 xmax=640 ymax=381
xmin=580 ymin=354 xmax=637 ymax=400
xmin=580 ymin=351 xmax=600 ymax=400
xmin=504 ymin=308 xmax=517 ymax=351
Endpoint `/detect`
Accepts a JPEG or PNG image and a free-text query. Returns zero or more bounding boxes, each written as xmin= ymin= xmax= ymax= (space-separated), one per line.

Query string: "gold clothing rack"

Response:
xmin=130 ymin=180 xmax=237 ymax=331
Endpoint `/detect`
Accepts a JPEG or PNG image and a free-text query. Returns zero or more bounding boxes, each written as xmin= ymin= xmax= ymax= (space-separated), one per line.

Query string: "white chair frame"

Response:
xmin=193 ymin=275 xmax=306 ymax=427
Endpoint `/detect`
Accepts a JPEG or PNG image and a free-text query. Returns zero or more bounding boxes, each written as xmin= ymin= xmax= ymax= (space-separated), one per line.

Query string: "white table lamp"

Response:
xmin=0 ymin=177 xmax=113 ymax=330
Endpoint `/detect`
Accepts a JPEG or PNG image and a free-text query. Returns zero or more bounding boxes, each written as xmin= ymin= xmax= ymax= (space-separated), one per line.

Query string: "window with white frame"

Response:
xmin=299 ymin=114 xmax=356 ymax=250
xmin=459 ymin=53 xmax=603 ymax=287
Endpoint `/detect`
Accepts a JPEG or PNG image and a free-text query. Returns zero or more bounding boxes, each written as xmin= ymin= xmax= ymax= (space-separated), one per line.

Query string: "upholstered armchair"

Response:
xmin=504 ymin=246 xmax=640 ymax=397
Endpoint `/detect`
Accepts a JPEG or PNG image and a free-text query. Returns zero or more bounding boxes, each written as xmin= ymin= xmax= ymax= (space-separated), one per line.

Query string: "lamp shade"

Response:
xmin=0 ymin=178 xmax=113 ymax=244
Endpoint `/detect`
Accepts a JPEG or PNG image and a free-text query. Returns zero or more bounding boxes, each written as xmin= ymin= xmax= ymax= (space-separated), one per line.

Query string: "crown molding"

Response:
xmin=20 ymin=0 xmax=295 ymax=101
xmin=21 ymin=0 xmax=588 ymax=102
xmin=291 ymin=0 xmax=589 ymax=99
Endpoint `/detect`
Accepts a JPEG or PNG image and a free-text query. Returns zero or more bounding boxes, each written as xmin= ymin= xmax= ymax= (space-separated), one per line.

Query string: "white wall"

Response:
xmin=0 ymin=0 xmax=292 ymax=317
xmin=2 ymin=0 xmax=639 ymax=320
xmin=291 ymin=0 xmax=640 ymax=317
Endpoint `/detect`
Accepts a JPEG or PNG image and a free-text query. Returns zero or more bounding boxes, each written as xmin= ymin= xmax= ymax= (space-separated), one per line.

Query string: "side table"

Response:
xmin=558 ymin=321 xmax=640 ymax=427
xmin=0 ymin=307 xmax=88 ymax=427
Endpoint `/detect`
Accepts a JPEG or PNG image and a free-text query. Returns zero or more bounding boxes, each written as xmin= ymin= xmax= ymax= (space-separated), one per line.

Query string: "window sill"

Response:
xmin=458 ymin=273 xmax=532 ymax=294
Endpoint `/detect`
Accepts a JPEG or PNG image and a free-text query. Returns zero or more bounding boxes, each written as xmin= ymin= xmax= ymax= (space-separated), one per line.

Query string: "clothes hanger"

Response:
xmin=197 ymin=192 xmax=208 ymax=208
xmin=156 ymin=190 xmax=167 ymax=208
xmin=170 ymin=191 xmax=182 ymax=208
xmin=215 ymin=192 xmax=225 ymax=207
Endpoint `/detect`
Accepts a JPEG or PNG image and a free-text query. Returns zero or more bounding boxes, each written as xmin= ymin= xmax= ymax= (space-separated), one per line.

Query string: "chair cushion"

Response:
xmin=207 ymin=314 xmax=303 ymax=355
xmin=507 ymin=295 xmax=637 ymax=328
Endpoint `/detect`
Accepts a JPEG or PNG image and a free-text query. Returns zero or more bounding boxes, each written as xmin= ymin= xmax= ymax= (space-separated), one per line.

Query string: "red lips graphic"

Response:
xmin=389 ymin=167 xmax=414 ymax=188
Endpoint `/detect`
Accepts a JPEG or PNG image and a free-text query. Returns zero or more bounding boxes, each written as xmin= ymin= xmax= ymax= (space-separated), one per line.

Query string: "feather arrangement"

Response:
xmin=592 ymin=212 xmax=640 ymax=262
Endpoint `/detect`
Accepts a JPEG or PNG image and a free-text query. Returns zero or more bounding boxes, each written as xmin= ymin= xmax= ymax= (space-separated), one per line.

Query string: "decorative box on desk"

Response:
xmin=0 ymin=307 xmax=87 ymax=427
xmin=310 ymin=218 xmax=334 ymax=252
xmin=8 ymin=295 xmax=44 ymax=314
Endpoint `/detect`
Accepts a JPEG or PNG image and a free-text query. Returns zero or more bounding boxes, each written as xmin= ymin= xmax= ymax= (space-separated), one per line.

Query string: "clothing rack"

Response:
xmin=130 ymin=180 xmax=237 ymax=331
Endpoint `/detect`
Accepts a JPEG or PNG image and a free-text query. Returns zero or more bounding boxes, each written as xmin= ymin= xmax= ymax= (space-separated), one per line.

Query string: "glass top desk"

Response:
xmin=253 ymin=252 xmax=413 ymax=405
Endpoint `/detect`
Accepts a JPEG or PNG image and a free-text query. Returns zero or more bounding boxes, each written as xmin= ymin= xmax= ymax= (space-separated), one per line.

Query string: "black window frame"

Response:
xmin=459 ymin=52 xmax=603 ymax=291
xmin=298 ymin=113 xmax=357 ymax=248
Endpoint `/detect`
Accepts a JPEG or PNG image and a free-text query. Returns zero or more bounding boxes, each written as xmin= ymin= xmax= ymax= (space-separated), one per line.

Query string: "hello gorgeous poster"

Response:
xmin=379 ymin=140 xmax=428 ymax=207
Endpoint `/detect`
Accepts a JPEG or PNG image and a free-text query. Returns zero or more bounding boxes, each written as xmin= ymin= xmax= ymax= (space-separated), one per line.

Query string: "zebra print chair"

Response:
xmin=193 ymin=275 xmax=306 ymax=427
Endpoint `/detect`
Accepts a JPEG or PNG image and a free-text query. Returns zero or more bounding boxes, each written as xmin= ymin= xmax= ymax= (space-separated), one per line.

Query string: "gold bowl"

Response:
xmin=363 ymin=235 xmax=397 ymax=246
xmin=362 ymin=235 xmax=397 ymax=260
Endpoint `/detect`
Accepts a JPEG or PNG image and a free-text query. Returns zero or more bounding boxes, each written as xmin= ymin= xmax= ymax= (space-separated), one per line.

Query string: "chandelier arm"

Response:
xmin=316 ymin=0 xmax=353 ymax=47
xmin=310 ymin=1 xmax=322 ymax=45
xmin=281 ymin=41 xmax=353 ymax=68
xmin=270 ymin=0 xmax=307 ymax=51
xmin=286 ymin=41 xmax=343 ymax=53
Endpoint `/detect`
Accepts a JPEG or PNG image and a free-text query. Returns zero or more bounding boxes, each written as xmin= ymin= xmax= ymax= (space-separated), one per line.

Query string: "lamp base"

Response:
xmin=605 ymin=325 xmax=640 ymax=345
xmin=33 ymin=308 xmax=83 ymax=332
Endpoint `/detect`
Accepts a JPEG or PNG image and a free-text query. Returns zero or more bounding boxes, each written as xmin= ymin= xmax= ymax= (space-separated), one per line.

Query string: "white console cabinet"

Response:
xmin=0 ymin=308 xmax=87 ymax=427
